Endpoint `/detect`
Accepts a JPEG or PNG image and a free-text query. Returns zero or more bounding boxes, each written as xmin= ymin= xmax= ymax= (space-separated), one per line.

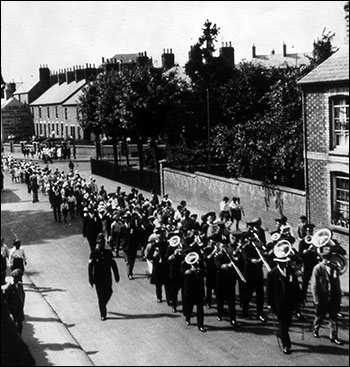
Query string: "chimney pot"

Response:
xmin=229 ymin=41 xmax=232 ymax=47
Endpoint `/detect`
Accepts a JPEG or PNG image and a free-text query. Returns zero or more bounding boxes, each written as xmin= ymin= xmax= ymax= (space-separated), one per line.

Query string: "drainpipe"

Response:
xmin=302 ymin=89 xmax=310 ymax=221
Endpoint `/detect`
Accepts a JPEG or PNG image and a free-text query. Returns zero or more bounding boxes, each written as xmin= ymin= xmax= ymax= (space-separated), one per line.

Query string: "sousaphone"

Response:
xmin=185 ymin=251 xmax=200 ymax=265
xmin=311 ymin=228 xmax=332 ymax=248
xmin=169 ymin=235 xmax=181 ymax=248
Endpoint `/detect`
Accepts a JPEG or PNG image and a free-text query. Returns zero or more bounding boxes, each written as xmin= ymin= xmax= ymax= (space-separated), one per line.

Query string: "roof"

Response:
xmin=251 ymin=52 xmax=312 ymax=68
xmin=62 ymin=87 xmax=85 ymax=106
xmin=298 ymin=47 xmax=349 ymax=85
xmin=30 ymin=79 xmax=86 ymax=105
xmin=110 ymin=53 xmax=138 ymax=63
xmin=1 ymin=97 xmax=23 ymax=109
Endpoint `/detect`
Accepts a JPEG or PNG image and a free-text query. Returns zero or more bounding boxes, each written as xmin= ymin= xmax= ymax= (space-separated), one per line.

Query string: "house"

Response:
xmin=298 ymin=1 xmax=349 ymax=246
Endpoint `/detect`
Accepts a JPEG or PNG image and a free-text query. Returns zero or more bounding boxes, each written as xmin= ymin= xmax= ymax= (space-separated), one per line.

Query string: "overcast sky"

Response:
xmin=1 ymin=1 xmax=347 ymax=90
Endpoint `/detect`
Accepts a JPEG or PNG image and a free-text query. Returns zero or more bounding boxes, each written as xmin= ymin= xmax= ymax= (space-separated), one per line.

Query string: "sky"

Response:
xmin=1 ymin=1 xmax=347 ymax=91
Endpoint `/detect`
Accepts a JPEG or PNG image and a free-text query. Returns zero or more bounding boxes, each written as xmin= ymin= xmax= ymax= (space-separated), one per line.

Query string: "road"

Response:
xmin=1 ymin=159 xmax=349 ymax=366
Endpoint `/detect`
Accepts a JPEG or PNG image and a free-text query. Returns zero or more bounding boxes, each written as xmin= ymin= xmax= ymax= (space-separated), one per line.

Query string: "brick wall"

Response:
xmin=305 ymin=84 xmax=349 ymax=250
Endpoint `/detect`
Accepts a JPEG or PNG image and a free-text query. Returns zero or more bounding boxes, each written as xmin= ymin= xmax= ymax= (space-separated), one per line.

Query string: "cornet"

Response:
xmin=185 ymin=252 xmax=200 ymax=272
xmin=304 ymin=235 xmax=313 ymax=245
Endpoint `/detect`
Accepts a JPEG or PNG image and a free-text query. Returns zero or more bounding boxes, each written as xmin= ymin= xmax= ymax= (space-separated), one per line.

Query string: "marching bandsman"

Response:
xmin=298 ymin=223 xmax=318 ymax=304
xmin=241 ymin=219 xmax=266 ymax=322
xmin=214 ymin=243 xmax=240 ymax=328
xmin=181 ymin=252 xmax=207 ymax=332
xmin=166 ymin=234 xmax=184 ymax=313
xmin=266 ymin=240 xmax=302 ymax=354
xmin=147 ymin=227 xmax=171 ymax=304
xmin=202 ymin=239 xmax=218 ymax=309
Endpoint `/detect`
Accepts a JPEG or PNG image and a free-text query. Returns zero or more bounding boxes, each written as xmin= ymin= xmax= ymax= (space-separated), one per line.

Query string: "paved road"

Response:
xmin=1 ymin=160 xmax=349 ymax=366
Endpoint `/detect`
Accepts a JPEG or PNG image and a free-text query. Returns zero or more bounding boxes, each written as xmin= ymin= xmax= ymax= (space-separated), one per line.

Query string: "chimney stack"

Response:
xmin=252 ymin=44 xmax=256 ymax=58
xmin=161 ymin=48 xmax=175 ymax=70
xmin=283 ymin=42 xmax=287 ymax=57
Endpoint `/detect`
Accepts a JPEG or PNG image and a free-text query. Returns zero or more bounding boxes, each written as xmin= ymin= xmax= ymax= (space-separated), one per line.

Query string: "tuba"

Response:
xmin=168 ymin=235 xmax=182 ymax=249
xmin=185 ymin=251 xmax=200 ymax=271
xmin=273 ymin=239 xmax=292 ymax=259
xmin=312 ymin=228 xmax=348 ymax=275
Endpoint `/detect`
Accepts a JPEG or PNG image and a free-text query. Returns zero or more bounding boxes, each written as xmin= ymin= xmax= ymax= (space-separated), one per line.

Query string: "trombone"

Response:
xmin=249 ymin=231 xmax=272 ymax=272
xmin=221 ymin=246 xmax=247 ymax=283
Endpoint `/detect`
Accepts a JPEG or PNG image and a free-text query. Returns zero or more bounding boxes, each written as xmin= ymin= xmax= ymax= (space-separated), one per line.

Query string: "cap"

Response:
xmin=11 ymin=269 xmax=23 ymax=278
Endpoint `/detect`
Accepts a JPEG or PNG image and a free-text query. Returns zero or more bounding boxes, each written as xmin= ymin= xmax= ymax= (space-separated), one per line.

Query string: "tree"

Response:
xmin=306 ymin=28 xmax=338 ymax=69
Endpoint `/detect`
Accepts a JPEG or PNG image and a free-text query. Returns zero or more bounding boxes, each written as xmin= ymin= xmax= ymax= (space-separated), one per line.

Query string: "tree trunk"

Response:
xmin=150 ymin=136 xmax=158 ymax=171
xmin=112 ymin=134 xmax=119 ymax=167
xmin=123 ymin=137 xmax=130 ymax=168
xmin=137 ymin=137 xmax=144 ymax=171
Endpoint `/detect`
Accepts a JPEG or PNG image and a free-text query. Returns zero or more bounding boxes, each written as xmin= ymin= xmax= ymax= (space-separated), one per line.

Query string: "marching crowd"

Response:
xmin=1 ymin=154 xmax=347 ymax=355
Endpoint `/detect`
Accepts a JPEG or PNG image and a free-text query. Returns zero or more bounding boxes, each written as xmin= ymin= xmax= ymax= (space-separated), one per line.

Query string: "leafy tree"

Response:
xmin=306 ymin=28 xmax=338 ymax=69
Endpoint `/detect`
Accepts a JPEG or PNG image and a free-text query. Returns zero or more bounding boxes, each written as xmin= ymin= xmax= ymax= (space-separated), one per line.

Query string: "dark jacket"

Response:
xmin=266 ymin=265 xmax=301 ymax=316
xmin=83 ymin=213 xmax=102 ymax=240
xmin=88 ymin=248 xmax=119 ymax=286
xmin=311 ymin=261 xmax=342 ymax=306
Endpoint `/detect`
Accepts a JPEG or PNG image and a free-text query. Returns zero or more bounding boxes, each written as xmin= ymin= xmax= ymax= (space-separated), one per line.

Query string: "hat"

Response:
xmin=230 ymin=229 xmax=244 ymax=237
xmin=305 ymin=223 xmax=315 ymax=230
xmin=154 ymin=227 xmax=166 ymax=234
xmin=11 ymin=269 xmax=23 ymax=279
xmin=246 ymin=218 xmax=260 ymax=226
xmin=317 ymin=243 xmax=333 ymax=259
xmin=275 ymin=218 xmax=284 ymax=224
xmin=13 ymin=239 xmax=21 ymax=246
xmin=299 ymin=215 xmax=307 ymax=221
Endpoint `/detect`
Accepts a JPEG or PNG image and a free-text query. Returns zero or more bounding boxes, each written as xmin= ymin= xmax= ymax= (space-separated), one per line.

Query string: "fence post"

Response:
xmin=159 ymin=159 xmax=167 ymax=197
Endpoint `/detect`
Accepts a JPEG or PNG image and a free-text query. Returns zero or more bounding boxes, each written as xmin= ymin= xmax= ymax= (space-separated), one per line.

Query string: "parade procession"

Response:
xmin=1 ymin=154 xmax=348 ymax=365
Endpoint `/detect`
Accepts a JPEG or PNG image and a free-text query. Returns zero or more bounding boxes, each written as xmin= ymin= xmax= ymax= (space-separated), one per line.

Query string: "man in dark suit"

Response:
xmin=83 ymin=205 xmax=103 ymax=254
xmin=266 ymin=241 xmax=302 ymax=354
xmin=180 ymin=252 xmax=206 ymax=332
xmin=146 ymin=227 xmax=171 ymax=304
xmin=88 ymin=233 xmax=120 ymax=320
xmin=116 ymin=213 xmax=142 ymax=280
xmin=214 ymin=243 xmax=240 ymax=328
xmin=298 ymin=223 xmax=318 ymax=304
xmin=311 ymin=243 xmax=343 ymax=345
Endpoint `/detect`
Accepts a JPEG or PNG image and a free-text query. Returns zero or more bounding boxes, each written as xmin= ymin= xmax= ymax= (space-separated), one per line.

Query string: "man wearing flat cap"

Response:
xmin=266 ymin=242 xmax=302 ymax=354
xmin=311 ymin=243 xmax=343 ymax=345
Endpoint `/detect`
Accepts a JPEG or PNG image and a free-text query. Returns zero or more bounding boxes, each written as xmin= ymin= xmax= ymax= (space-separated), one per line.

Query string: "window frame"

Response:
xmin=330 ymin=95 xmax=349 ymax=151
xmin=331 ymin=172 xmax=349 ymax=229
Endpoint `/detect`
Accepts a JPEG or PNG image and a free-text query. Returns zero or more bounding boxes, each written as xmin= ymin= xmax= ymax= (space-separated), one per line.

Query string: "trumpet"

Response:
xmin=304 ymin=235 xmax=313 ymax=244
xmin=168 ymin=235 xmax=182 ymax=249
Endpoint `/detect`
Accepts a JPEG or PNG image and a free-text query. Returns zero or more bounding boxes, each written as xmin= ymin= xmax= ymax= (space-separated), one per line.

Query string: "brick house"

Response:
xmin=298 ymin=2 xmax=349 ymax=246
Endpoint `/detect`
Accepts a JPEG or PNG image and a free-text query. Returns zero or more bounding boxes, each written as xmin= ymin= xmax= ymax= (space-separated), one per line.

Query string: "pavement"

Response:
xmin=1 ymin=150 xmax=349 ymax=366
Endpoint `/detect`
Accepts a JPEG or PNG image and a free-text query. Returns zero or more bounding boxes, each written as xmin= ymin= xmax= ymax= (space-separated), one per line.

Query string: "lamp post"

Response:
xmin=206 ymin=88 xmax=211 ymax=170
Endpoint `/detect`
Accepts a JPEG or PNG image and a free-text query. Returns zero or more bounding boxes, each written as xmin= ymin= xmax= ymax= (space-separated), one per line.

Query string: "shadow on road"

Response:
xmin=108 ymin=311 xmax=181 ymax=320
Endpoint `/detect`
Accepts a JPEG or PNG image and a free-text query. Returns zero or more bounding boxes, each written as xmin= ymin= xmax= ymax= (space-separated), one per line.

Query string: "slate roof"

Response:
xmin=251 ymin=52 xmax=312 ymax=68
xmin=62 ymin=87 xmax=85 ymax=106
xmin=30 ymin=79 xmax=86 ymax=105
xmin=298 ymin=47 xmax=349 ymax=85
xmin=110 ymin=53 xmax=139 ymax=63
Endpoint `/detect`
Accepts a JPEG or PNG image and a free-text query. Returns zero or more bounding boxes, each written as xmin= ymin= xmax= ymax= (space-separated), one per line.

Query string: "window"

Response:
xmin=39 ymin=106 xmax=42 ymax=118
xmin=56 ymin=123 xmax=60 ymax=136
xmin=77 ymin=126 xmax=81 ymax=140
xmin=61 ymin=123 xmax=64 ymax=137
xmin=39 ymin=123 xmax=43 ymax=135
xmin=55 ymin=106 xmax=58 ymax=118
xmin=31 ymin=108 xmax=34 ymax=118
xmin=47 ymin=106 xmax=50 ymax=119
xmin=330 ymin=96 xmax=349 ymax=150
xmin=65 ymin=126 xmax=69 ymax=139
xmin=64 ymin=108 xmax=68 ymax=120
xmin=331 ymin=174 xmax=349 ymax=228
xmin=76 ymin=108 xmax=79 ymax=120
xmin=70 ymin=126 xmax=76 ymax=140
